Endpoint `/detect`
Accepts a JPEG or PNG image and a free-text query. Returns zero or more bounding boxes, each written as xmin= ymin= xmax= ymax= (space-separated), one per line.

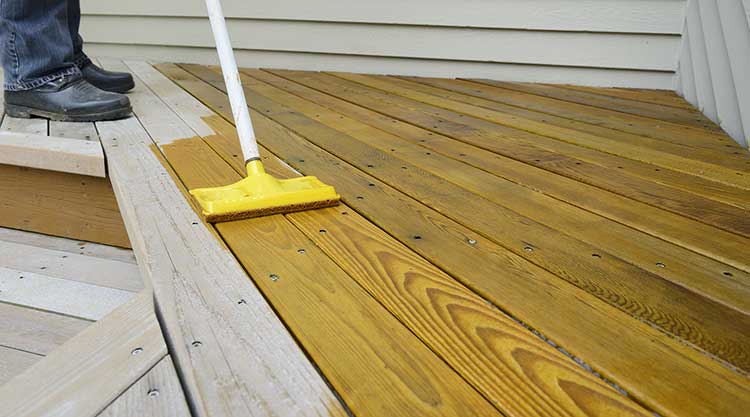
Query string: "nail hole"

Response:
xmin=192 ymin=222 xmax=198 ymax=225
xmin=656 ymin=262 xmax=666 ymax=268
xmin=368 ymin=183 xmax=375 ymax=187
xmin=147 ymin=389 xmax=160 ymax=398
xmin=61 ymin=255 xmax=67 ymax=259
xmin=191 ymin=341 xmax=202 ymax=348
xmin=270 ymin=274 xmax=280 ymax=282
xmin=299 ymin=159 xmax=305 ymax=163
xmin=367 ymin=164 xmax=374 ymax=168
xmin=40 ymin=266 xmax=47 ymax=270
xmin=413 ymin=235 xmax=422 ymax=240
xmin=592 ymin=254 xmax=601 ymax=259
xmin=319 ymin=229 xmax=326 ymax=234
xmin=341 ymin=211 xmax=348 ymax=215
xmin=131 ymin=347 xmax=144 ymax=355
xmin=723 ymin=271 xmax=733 ymax=277
xmin=238 ymin=299 xmax=247 ymax=304
xmin=297 ymin=248 xmax=306 ymax=254
xmin=524 ymin=246 xmax=534 ymax=252
xmin=356 ymin=196 xmax=364 ymax=200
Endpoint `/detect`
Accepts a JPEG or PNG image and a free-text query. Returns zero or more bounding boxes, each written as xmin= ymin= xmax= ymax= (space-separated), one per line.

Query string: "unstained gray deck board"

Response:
xmin=0 ymin=302 xmax=91 ymax=355
xmin=97 ymin=356 xmax=190 ymax=417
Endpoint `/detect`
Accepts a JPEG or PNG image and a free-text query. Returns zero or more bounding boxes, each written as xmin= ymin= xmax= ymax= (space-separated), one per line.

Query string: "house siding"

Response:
xmin=80 ymin=0 xmax=686 ymax=88
xmin=675 ymin=0 xmax=750 ymax=147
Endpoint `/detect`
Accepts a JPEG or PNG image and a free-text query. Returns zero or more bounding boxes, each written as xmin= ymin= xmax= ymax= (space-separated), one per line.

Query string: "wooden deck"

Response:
xmin=0 ymin=227 xmax=140 ymax=384
xmin=1 ymin=60 xmax=749 ymax=417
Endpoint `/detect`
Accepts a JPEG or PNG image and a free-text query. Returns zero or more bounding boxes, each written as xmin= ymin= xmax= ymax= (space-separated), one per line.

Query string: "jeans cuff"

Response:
xmin=4 ymin=66 xmax=81 ymax=91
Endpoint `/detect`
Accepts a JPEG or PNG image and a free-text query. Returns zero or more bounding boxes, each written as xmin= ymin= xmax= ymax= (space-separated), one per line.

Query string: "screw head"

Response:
xmin=147 ymin=389 xmax=160 ymax=398
xmin=467 ymin=239 xmax=477 ymax=245
xmin=131 ymin=347 xmax=144 ymax=355
xmin=191 ymin=341 xmax=202 ymax=348
xmin=524 ymin=246 xmax=534 ymax=252
xmin=270 ymin=274 xmax=280 ymax=282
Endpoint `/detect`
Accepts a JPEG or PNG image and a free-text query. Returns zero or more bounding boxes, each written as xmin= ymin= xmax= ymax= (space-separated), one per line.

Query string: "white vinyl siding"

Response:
xmin=80 ymin=0 xmax=686 ymax=88
xmin=675 ymin=0 xmax=750 ymax=147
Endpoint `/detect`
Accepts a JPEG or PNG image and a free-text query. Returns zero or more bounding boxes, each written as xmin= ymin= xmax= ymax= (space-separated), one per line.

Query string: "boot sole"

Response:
xmin=106 ymin=80 xmax=135 ymax=94
xmin=5 ymin=103 xmax=132 ymax=122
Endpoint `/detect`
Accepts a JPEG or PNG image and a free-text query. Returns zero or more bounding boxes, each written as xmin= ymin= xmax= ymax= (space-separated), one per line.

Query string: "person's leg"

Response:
xmin=65 ymin=0 xmax=134 ymax=93
xmin=66 ymin=0 xmax=89 ymax=68
xmin=0 ymin=0 xmax=80 ymax=91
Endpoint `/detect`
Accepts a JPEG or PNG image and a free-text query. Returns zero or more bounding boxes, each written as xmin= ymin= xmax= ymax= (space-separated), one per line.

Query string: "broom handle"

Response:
xmin=205 ymin=0 xmax=260 ymax=162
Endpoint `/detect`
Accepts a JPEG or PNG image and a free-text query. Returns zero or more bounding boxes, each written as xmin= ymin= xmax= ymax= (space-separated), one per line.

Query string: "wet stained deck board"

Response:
xmin=142 ymin=61 xmax=750 ymax=417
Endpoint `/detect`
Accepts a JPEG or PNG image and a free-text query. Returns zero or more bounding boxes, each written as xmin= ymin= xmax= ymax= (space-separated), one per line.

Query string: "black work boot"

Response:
xmin=80 ymin=61 xmax=135 ymax=93
xmin=4 ymin=74 xmax=132 ymax=122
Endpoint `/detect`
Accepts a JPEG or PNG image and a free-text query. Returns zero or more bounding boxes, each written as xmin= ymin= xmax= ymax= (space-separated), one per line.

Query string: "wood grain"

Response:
xmin=493 ymin=81 xmax=718 ymax=131
xmin=556 ymin=84 xmax=696 ymax=110
xmin=387 ymin=74 xmax=749 ymax=210
xmin=97 ymin=356 xmax=190 ymax=417
xmin=164 ymin=63 xmax=750 ymax=417
xmin=0 ymin=240 xmax=142 ymax=292
xmin=0 ymin=302 xmax=91 ymax=355
xmin=97 ymin=58 xmax=348 ymax=417
xmin=127 ymin=59 xmax=502 ymax=417
xmin=234 ymin=67 xmax=750 ymax=314
xmin=49 ymin=121 xmax=99 ymax=141
xmin=0 ymin=346 xmax=42 ymax=386
xmin=0 ymin=266 xmax=136 ymax=320
xmin=0 ymin=164 xmax=131 ymax=248
xmin=394 ymin=75 xmax=750 ymax=184
xmin=0 ymin=227 xmax=136 ymax=264
xmin=206 ymin=66 xmax=750 ymax=371
xmin=262 ymin=69 xmax=750 ymax=271
xmin=328 ymin=71 xmax=750 ymax=222
xmin=468 ymin=79 xmax=742 ymax=153
xmin=190 ymin=112 xmax=654 ymax=417
xmin=0 ymin=132 xmax=106 ymax=177
xmin=0 ymin=292 xmax=166 ymax=417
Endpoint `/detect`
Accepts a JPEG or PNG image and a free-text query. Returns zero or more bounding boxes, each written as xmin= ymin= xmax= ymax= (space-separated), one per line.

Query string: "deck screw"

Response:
xmin=147 ymin=389 xmax=160 ymax=398
xmin=270 ymin=274 xmax=280 ymax=282
xmin=723 ymin=272 xmax=733 ymax=277
xmin=191 ymin=341 xmax=202 ymax=348
xmin=297 ymin=248 xmax=306 ymax=254
xmin=467 ymin=239 xmax=477 ymax=245
xmin=131 ymin=347 xmax=144 ymax=355
xmin=656 ymin=262 xmax=666 ymax=268
xmin=524 ymin=246 xmax=534 ymax=252
xmin=592 ymin=254 xmax=602 ymax=259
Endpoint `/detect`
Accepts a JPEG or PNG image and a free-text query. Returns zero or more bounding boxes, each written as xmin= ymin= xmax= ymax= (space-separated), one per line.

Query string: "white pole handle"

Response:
xmin=205 ymin=0 xmax=260 ymax=162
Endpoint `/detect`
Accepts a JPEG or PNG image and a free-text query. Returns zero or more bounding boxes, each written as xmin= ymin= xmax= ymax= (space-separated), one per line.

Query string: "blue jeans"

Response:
xmin=0 ymin=0 xmax=91 ymax=91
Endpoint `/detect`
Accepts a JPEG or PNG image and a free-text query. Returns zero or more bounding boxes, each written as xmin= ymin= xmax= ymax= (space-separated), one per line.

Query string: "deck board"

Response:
xmin=96 ymin=58 xmax=349 ymax=417
xmin=397 ymin=75 xmax=750 ymax=181
xmin=161 ymin=62 xmax=750 ymax=417
xmin=128 ymin=59 xmax=503 ymax=417
xmin=203 ymin=67 xmax=750 ymax=369
xmin=259 ymin=69 xmax=749 ymax=271
xmin=0 ymin=227 xmax=139 ymax=387
xmin=179 ymin=64 xmax=750 ymax=369
xmin=157 ymin=62 xmax=654 ymax=417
